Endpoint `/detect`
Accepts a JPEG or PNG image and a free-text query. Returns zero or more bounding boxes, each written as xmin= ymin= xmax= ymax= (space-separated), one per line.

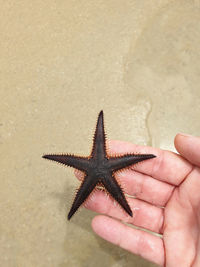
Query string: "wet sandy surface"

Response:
xmin=1 ymin=1 xmax=200 ymax=266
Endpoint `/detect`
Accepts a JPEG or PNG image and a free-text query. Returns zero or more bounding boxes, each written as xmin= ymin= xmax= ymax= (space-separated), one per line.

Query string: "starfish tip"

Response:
xmin=99 ymin=110 xmax=104 ymax=117
xmin=67 ymin=211 xmax=73 ymax=220
xmin=42 ymin=154 xmax=53 ymax=160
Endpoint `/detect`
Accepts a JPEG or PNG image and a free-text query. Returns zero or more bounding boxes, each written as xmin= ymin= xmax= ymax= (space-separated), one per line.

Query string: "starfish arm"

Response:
xmin=68 ymin=174 xmax=97 ymax=220
xmin=42 ymin=154 xmax=90 ymax=172
xmin=108 ymin=154 xmax=156 ymax=172
xmin=102 ymin=173 xmax=132 ymax=217
xmin=91 ymin=110 xmax=107 ymax=159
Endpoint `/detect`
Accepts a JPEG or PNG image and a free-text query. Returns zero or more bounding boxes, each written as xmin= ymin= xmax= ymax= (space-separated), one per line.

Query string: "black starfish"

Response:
xmin=43 ymin=111 xmax=156 ymax=220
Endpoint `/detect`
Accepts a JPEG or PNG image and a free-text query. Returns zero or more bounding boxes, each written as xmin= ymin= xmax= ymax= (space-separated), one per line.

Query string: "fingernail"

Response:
xmin=178 ymin=133 xmax=193 ymax=137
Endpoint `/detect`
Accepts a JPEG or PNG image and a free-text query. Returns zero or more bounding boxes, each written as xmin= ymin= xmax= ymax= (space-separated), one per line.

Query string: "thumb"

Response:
xmin=174 ymin=133 xmax=200 ymax=167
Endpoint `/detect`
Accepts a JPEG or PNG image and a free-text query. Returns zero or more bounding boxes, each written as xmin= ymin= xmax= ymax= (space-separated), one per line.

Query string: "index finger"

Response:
xmin=108 ymin=140 xmax=193 ymax=185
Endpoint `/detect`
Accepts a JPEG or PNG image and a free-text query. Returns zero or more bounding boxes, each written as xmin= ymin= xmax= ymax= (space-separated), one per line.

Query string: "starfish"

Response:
xmin=43 ymin=111 xmax=156 ymax=220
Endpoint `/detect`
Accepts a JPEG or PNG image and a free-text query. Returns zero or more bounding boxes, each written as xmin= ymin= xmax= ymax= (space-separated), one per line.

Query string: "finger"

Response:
xmin=108 ymin=140 xmax=193 ymax=185
xmin=174 ymin=133 xmax=200 ymax=167
xmin=116 ymin=169 xmax=174 ymax=206
xmin=85 ymin=190 xmax=164 ymax=233
xmin=75 ymin=168 xmax=174 ymax=207
xmin=92 ymin=215 xmax=164 ymax=266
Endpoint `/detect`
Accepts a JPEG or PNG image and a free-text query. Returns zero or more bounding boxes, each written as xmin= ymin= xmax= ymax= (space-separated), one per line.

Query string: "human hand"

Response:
xmin=76 ymin=134 xmax=200 ymax=266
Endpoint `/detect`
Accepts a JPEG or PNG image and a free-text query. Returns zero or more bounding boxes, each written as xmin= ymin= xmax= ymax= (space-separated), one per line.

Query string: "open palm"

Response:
xmin=77 ymin=134 xmax=200 ymax=266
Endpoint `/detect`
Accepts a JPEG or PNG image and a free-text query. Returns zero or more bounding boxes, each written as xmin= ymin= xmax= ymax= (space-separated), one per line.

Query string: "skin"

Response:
xmin=75 ymin=133 xmax=200 ymax=267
